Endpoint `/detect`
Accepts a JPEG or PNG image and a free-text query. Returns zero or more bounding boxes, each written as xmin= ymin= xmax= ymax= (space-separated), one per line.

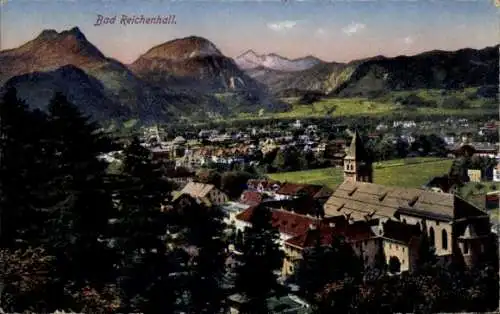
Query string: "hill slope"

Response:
xmin=247 ymin=46 xmax=499 ymax=98
xmin=129 ymin=36 xmax=288 ymax=114
xmin=0 ymin=28 xmax=224 ymax=121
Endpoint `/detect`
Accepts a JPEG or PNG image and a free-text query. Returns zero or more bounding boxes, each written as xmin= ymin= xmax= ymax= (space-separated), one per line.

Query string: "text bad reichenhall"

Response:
xmin=94 ymin=14 xmax=177 ymax=26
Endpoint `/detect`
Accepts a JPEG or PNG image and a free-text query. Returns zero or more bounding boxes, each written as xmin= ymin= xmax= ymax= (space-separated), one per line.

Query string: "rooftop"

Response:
xmin=324 ymin=180 xmax=488 ymax=222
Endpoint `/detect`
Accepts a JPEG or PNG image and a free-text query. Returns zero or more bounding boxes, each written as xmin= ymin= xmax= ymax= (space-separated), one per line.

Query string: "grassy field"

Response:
xmin=267 ymin=157 xmax=454 ymax=189
xmin=233 ymin=89 xmax=497 ymax=121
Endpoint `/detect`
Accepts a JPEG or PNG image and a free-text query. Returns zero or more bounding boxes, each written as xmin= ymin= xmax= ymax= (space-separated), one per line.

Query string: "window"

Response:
xmin=429 ymin=227 xmax=435 ymax=248
xmin=442 ymin=229 xmax=448 ymax=250
xmin=289 ymin=265 xmax=293 ymax=273
xmin=389 ymin=244 xmax=392 ymax=249
xmin=402 ymin=247 xmax=405 ymax=253
xmin=396 ymin=245 xmax=399 ymax=251
xmin=464 ymin=242 xmax=469 ymax=254
xmin=436 ymin=221 xmax=440 ymax=226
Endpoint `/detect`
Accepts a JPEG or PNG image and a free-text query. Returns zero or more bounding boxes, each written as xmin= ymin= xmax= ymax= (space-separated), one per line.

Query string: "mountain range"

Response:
xmin=0 ymin=26 xmax=497 ymax=123
xmin=234 ymin=50 xmax=324 ymax=72
xmin=246 ymin=47 xmax=499 ymax=98
xmin=0 ymin=28 xmax=286 ymax=122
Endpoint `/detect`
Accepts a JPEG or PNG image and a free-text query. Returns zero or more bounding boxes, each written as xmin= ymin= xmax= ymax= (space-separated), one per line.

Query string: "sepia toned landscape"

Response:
xmin=0 ymin=0 xmax=498 ymax=313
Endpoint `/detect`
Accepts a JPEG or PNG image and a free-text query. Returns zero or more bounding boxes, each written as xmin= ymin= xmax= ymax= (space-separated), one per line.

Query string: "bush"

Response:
xmin=388 ymin=256 xmax=401 ymax=274
xmin=439 ymin=96 xmax=468 ymax=109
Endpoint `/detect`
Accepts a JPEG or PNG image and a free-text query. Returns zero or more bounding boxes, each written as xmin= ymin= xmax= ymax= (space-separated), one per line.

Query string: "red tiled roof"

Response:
xmin=276 ymin=183 xmax=323 ymax=197
xmin=286 ymin=219 xmax=376 ymax=249
xmin=276 ymin=183 xmax=306 ymax=195
xmin=240 ymin=191 xmax=264 ymax=206
xmin=236 ymin=206 xmax=314 ymax=237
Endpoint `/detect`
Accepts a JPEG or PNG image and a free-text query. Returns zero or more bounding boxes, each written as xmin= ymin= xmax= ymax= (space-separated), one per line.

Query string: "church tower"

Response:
xmin=343 ymin=130 xmax=373 ymax=183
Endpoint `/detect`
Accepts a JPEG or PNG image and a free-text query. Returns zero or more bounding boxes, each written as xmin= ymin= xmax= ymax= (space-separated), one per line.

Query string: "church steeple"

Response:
xmin=343 ymin=130 xmax=373 ymax=183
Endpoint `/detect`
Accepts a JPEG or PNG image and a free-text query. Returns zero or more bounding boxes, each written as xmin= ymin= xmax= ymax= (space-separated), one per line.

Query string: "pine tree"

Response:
xmin=0 ymin=87 xmax=50 ymax=247
xmin=415 ymin=228 xmax=437 ymax=274
xmin=113 ymin=136 xmax=176 ymax=313
xmin=181 ymin=201 xmax=227 ymax=313
xmin=43 ymin=92 xmax=116 ymax=308
xmin=296 ymin=230 xmax=328 ymax=301
xmin=235 ymin=205 xmax=283 ymax=313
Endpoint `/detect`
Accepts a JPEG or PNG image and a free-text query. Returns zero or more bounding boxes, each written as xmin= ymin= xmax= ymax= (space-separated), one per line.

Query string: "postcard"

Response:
xmin=0 ymin=0 xmax=498 ymax=313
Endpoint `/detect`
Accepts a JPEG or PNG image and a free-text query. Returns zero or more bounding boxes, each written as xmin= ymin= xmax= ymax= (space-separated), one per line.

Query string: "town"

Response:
xmin=0 ymin=0 xmax=498 ymax=312
xmin=99 ymin=116 xmax=500 ymax=313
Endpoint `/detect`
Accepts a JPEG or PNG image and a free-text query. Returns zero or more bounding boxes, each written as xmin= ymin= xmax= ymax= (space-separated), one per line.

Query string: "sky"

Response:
xmin=0 ymin=0 xmax=498 ymax=63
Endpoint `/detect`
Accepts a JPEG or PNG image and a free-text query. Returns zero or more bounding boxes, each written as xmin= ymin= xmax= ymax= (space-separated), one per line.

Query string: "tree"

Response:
xmin=0 ymin=247 xmax=56 ymax=313
xmin=113 ymin=137 xmax=176 ymax=313
xmin=0 ymin=88 xmax=50 ymax=247
xmin=414 ymin=228 xmax=437 ymax=274
xmin=221 ymin=171 xmax=256 ymax=199
xmin=315 ymin=277 xmax=359 ymax=314
xmin=43 ymin=92 xmax=116 ymax=309
xmin=181 ymin=201 xmax=227 ymax=313
xmin=388 ymin=256 xmax=401 ymax=274
xmin=234 ymin=205 xmax=283 ymax=313
xmin=374 ymin=136 xmax=395 ymax=161
xmin=196 ymin=169 xmax=222 ymax=188
xmin=296 ymin=232 xmax=329 ymax=301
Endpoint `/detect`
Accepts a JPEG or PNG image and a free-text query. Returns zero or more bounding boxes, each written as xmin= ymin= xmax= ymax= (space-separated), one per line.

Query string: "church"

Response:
xmin=323 ymin=131 xmax=494 ymax=271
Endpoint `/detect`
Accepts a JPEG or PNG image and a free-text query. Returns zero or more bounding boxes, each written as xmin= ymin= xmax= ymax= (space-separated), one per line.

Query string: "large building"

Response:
xmin=324 ymin=131 xmax=494 ymax=270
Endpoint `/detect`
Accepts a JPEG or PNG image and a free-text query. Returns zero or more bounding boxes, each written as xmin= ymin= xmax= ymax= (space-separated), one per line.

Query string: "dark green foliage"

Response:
xmin=272 ymin=146 xmax=308 ymax=172
xmin=235 ymin=205 xmax=283 ymax=313
xmin=393 ymin=93 xmax=436 ymax=107
xmin=388 ymin=256 xmax=401 ymax=274
xmin=295 ymin=234 xmax=328 ymax=300
xmin=0 ymin=87 xmax=51 ymax=247
xmin=296 ymin=233 xmax=363 ymax=306
xmin=181 ymin=202 xmax=227 ymax=313
xmin=113 ymin=137 xmax=176 ymax=313
xmin=221 ymin=171 xmax=257 ymax=199
xmin=439 ymin=96 xmax=468 ymax=109
xmin=44 ymin=92 xmax=115 ymax=289
xmin=415 ymin=228 xmax=438 ymax=273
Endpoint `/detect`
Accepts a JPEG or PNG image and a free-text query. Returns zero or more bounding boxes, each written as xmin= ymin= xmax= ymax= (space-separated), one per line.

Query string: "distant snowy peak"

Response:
xmin=234 ymin=50 xmax=323 ymax=72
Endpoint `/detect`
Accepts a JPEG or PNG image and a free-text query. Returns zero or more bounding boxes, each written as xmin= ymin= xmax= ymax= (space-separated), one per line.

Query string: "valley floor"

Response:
xmin=267 ymin=157 xmax=454 ymax=189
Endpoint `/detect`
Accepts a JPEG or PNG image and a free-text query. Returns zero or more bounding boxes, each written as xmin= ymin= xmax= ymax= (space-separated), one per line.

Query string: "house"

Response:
xmin=165 ymin=167 xmax=195 ymax=189
xmin=282 ymin=217 xmax=379 ymax=276
xmin=178 ymin=182 xmax=228 ymax=206
xmin=378 ymin=219 xmax=421 ymax=273
xmin=274 ymin=183 xmax=323 ymax=201
xmin=240 ymin=190 xmax=265 ymax=206
xmin=450 ymin=143 xmax=498 ymax=158
xmin=246 ymin=179 xmax=281 ymax=194
xmin=220 ymin=201 xmax=252 ymax=226
xmin=234 ymin=205 xmax=316 ymax=249
xmin=493 ymin=163 xmax=500 ymax=182
xmin=323 ymin=131 xmax=494 ymax=268
xmin=467 ymin=169 xmax=482 ymax=183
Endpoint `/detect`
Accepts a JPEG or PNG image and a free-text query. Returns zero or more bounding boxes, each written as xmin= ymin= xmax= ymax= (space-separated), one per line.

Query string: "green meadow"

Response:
xmin=267 ymin=157 xmax=454 ymax=189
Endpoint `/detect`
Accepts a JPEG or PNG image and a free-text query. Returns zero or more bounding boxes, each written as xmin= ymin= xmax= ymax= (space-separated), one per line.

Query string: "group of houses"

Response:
xmin=171 ymin=131 xmax=495 ymax=277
